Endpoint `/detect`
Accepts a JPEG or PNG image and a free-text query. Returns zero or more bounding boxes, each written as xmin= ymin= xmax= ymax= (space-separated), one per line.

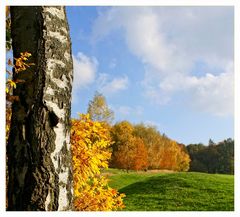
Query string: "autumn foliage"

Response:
xmin=131 ymin=137 xmax=148 ymax=170
xmin=111 ymin=121 xmax=190 ymax=172
xmin=71 ymin=114 xmax=125 ymax=211
xmin=110 ymin=121 xmax=148 ymax=171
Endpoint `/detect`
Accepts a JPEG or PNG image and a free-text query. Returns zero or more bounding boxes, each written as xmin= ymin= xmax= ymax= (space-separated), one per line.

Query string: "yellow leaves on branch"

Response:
xmin=6 ymin=52 xmax=34 ymax=141
xmin=6 ymin=52 xmax=34 ymax=101
xmin=6 ymin=79 xmax=16 ymax=90
xmin=71 ymin=114 xmax=125 ymax=211
xmin=74 ymin=176 xmax=125 ymax=211
xmin=71 ymin=114 xmax=111 ymax=185
xmin=14 ymin=52 xmax=34 ymax=73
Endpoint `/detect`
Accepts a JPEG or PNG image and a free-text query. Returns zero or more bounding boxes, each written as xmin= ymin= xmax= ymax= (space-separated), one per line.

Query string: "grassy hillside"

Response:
xmin=103 ymin=169 xmax=234 ymax=211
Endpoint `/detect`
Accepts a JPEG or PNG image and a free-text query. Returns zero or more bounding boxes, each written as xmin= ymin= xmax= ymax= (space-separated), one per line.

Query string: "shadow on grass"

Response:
xmin=118 ymin=173 xmax=234 ymax=211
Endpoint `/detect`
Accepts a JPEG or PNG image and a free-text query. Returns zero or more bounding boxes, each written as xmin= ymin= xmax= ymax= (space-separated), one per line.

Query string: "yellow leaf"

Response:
xmin=7 ymin=79 xmax=17 ymax=89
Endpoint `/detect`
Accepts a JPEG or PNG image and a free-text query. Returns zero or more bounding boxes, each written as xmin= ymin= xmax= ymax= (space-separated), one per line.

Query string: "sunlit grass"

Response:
xmin=104 ymin=169 xmax=234 ymax=211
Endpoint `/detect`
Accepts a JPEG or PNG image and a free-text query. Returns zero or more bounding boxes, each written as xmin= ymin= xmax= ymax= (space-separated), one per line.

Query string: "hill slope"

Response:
xmin=104 ymin=169 xmax=234 ymax=211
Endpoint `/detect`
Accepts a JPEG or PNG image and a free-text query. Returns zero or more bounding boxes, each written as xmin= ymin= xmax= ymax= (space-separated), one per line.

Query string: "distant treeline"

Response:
xmin=109 ymin=119 xmax=234 ymax=175
xmin=110 ymin=120 xmax=234 ymax=175
xmin=186 ymin=138 xmax=234 ymax=174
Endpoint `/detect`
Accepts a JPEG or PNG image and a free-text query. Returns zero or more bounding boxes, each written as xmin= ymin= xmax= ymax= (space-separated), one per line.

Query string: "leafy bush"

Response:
xmin=71 ymin=114 xmax=125 ymax=211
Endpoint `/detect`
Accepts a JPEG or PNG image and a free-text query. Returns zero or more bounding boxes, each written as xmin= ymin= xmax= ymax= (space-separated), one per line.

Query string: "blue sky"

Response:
xmin=66 ymin=6 xmax=234 ymax=145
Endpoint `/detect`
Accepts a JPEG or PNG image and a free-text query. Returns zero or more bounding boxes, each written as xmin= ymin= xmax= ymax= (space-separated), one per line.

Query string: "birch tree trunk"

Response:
xmin=7 ymin=6 xmax=73 ymax=211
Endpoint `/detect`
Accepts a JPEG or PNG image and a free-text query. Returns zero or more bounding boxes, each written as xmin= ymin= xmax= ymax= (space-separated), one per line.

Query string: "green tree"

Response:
xmin=186 ymin=139 xmax=234 ymax=174
xmin=208 ymin=139 xmax=215 ymax=146
xmin=186 ymin=144 xmax=208 ymax=172
xmin=87 ymin=91 xmax=114 ymax=124
xmin=217 ymin=138 xmax=234 ymax=174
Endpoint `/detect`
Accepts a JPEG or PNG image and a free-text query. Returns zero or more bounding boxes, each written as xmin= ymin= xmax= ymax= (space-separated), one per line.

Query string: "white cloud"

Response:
xmin=117 ymin=106 xmax=132 ymax=116
xmin=110 ymin=105 xmax=144 ymax=120
xmin=92 ymin=7 xmax=234 ymax=116
xmin=188 ymin=63 xmax=234 ymax=116
xmin=97 ymin=73 xmax=129 ymax=95
xmin=118 ymin=105 xmax=143 ymax=116
xmin=72 ymin=52 xmax=98 ymax=89
xmin=144 ymin=120 xmax=163 ymax=130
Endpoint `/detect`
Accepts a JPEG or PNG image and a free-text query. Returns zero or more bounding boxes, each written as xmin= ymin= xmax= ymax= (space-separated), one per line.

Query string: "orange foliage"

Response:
xmin=112 ymin=137 xmax=136 ymax=170
xmin=6 ymin=52 xmax=33 ymax=98
xmin=151 ymin=139 xmax=190 ymax=171
xmin=73 ymin=176 xmax=124 ymax=211
xmin=111 ymin=122 xmax=190 ymax=172
xmin=71 ymin=114 xmax=125 ymax=211
xmin=132 ymin=137 xmax=148 ymax=170
xmin=111 ymin=122 xmax=148 ymax=171
xmin=175 ymin=144 xmax=191 ymax=171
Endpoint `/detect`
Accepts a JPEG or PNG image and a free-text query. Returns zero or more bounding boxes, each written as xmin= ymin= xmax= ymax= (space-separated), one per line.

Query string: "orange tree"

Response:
xmin=131 ymin=137 xmax=148 ymax=171
xmin=111 ymin=121 xmax=148 ymax=171
xmin=71 ymin=114 xmax=125 ymax=211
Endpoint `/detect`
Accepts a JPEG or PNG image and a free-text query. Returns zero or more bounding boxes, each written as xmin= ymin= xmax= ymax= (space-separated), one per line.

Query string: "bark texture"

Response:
xmin=7 ymin=6 xmax=73 ymax=211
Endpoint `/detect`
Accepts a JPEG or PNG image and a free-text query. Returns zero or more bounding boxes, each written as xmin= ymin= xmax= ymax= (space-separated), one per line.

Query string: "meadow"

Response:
xmin=103 ymin=169 xmax=234 ymax=211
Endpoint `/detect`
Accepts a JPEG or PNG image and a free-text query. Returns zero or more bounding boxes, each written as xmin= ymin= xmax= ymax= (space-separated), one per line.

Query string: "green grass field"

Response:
xmin=103 ymin=169 xmax=234 ymax=211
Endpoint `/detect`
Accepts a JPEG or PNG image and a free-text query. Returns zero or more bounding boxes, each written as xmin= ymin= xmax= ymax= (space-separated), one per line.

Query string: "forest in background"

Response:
xmin=81 ymin=92 xmax=234 ymax=175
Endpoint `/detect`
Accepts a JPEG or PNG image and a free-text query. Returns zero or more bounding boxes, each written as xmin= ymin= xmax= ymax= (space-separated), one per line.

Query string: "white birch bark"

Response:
xmin=42 ymin=6 xmax=73 ymax=211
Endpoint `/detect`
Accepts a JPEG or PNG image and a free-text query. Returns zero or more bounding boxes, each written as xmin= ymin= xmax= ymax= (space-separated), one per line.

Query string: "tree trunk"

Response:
xmin=7 ymin=6 xmax=73 ymax=211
